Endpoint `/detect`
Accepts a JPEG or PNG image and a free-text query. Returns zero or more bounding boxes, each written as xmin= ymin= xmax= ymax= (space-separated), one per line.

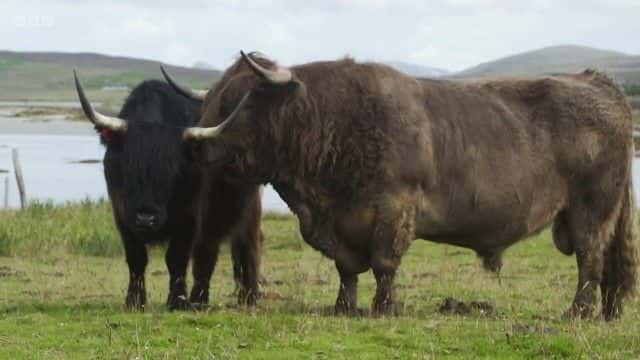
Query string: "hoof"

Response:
xmin=190 ymin=302 xmax=211 ymax=312
xmin=334 ymin=302 xmax=359 ymax=317
xmin=371 ymin=301 xmax=397 ymax=317
xmin=125 ymin=291 xmax=146 ymax=311
xmin=562 ymin=303 xmax=594 ymax=320
xmin=237 ymin=290 xmax=259 ymax=307
xmin=189 ymin=291 xmax=209 ymax=306
xmin=167 ymin=294 xmax=192 ymax=311
xmin=602 ymin=293 xmax=624 ymax=322
xmin=602 ymin=305 xmax=623 ymax=322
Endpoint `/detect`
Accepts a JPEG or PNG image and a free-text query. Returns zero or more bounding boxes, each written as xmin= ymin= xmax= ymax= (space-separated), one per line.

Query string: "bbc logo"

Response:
xmin=12 ymin=15 xmax=56 ymax=28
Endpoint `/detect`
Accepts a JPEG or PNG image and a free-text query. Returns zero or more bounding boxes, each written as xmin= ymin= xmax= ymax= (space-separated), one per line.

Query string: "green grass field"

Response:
xmin=1 ymin=201 xmax=640 ymax=358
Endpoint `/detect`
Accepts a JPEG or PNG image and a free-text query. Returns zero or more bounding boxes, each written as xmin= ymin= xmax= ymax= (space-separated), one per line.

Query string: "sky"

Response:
xmin=1 ymin=0 xmax=639 ymax=72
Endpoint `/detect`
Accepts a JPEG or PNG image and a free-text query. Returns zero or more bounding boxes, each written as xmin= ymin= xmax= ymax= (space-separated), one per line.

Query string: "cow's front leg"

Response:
xmin=371 ymin=264 xmax=397 ymax=315
xmin=334 ymin=266 xmax=359 ymax=315
xmin=123 ymin=237 xmax=148 ymax=310
xmin=166 ymin=235 xmax=194 ymax=311
xmin=189 ymin=238 xmax=222 ymax=308
xmin=333 ymin=245 xmax=368 ymax=316
xmin=370 ymin=202 xmax=413 ymax=316
xmin=563 ymin=210 xmax=607 ymax=320
xmin=231 ymin=227 xmax=263 ymax=306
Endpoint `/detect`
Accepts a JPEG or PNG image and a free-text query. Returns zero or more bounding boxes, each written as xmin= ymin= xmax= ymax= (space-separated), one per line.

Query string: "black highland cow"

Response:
xmin=74 ymin=71 xmax=263 ymax=310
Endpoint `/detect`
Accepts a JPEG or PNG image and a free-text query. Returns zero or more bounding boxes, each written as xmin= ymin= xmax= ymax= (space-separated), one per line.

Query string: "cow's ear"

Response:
xmin=98 ymin=127 xmax=111 ymax=142
xmin=97 ymin=126 xmax=123 ymax=149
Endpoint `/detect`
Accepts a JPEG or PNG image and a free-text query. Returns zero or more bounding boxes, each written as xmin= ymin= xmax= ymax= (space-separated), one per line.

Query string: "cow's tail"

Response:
xmin=610 ymin=176 xmax=638 ymax=298
xmin=602 ymin=166 xmax=638 ymax=320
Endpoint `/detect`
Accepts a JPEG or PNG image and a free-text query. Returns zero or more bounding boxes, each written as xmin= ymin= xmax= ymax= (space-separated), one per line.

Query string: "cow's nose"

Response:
xmin=135 ymin=213 xmax=156 ymax=228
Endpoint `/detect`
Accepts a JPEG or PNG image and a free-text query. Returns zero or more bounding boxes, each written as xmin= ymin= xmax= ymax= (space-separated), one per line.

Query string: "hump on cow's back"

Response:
xmin=118 ymin=80 xmax=201 ymax=128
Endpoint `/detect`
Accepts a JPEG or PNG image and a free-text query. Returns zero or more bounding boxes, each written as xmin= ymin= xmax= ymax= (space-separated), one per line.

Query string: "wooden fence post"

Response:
xmin=3 ymin=177 xmax=8 ymax=209
xmin=12 ymin=148 xmax=26 ymax=209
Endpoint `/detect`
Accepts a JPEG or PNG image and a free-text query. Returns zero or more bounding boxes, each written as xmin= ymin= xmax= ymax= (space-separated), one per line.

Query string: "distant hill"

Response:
xmin=0 ymin=51 xmax=221 ymax=106
xmin=385 ymin=61 xmax=449 ymax=78
xmin=453 ymin=45 xmax=640 ymax=84
xmin=192 ymin=61 xmax=216 ymax=70
xmin=2 ymin=46 xmax=640 ymax=108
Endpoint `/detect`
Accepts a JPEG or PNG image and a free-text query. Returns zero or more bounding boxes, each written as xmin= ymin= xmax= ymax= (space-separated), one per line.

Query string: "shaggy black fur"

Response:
xmin=98 ymin=80 xmax=263 ymax=311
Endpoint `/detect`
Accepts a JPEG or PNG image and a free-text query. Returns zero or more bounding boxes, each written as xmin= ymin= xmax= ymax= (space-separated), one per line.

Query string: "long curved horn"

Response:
xmin=160 ymin=66 xmax=208 ymax=102
xmin=183 ymin=91 xmax=251 ymax=141
xmin=240 ymin=50 xmax=292 ymax=84
xmin=73 ymin=70 xmax=127 ymax=132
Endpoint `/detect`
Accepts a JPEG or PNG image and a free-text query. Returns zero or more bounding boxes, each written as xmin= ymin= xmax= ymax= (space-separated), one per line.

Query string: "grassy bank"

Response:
xmin=0 ymin=200 xmax=120 ymax=257
xmin=1 ymin=201 xmax=640 ymax=358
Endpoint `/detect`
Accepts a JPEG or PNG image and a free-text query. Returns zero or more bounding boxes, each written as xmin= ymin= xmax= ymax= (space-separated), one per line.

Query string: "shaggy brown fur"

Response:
xmin=195 ymin=54 xmax=637 ymax=320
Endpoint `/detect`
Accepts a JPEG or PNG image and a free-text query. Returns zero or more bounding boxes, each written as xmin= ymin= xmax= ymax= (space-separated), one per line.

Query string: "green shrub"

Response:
xmin=623 ymin=83 xmax=640 ymax=96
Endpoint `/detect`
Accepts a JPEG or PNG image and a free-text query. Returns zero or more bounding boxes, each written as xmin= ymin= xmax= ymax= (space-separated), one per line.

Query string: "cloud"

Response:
xmin=1 ymin=0 xmax=638 ymax=72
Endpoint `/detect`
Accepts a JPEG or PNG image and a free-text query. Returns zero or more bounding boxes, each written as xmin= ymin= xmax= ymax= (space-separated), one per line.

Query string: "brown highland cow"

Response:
xmin=166 ymin=52 xmax=637 ymax=320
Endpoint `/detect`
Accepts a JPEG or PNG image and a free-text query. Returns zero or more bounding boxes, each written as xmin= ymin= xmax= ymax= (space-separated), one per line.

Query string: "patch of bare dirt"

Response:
xmin=150 ymin=269 xmax=167 ymax=276
xmin=395 ymin=283 xmax=416 ymax=289
xmin=47 ymin=271 xmax=64 ymax=277
xmin=413 ymin=272 xmax=437 ymax=279
xmin=0 ymin=266 xmax=26 ymax=279
xmin=310 ymin=278 xmax=329 ymax=285
xmin=261 ymin=291 xmax=293 ymax=301
xmin=438 ymin=297 xmax=494 ymax=315
xmin=505 ymin=323 xmax=560 ymax=343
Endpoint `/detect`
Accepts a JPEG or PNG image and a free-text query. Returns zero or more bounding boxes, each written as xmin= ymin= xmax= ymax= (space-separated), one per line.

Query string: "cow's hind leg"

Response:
xmin=564 ymin=218 xmax=607 ymax=318
xmin=563 ymin=202 xmax=616 ymax=319
xmin=477 ymin=248 xmax=504 ymax=273
xmin=601 ymin=244 xmax=624 ymax=320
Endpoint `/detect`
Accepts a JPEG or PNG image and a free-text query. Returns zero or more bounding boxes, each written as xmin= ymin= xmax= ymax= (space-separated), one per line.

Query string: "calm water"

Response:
xmin=0 ymin=134 xmax=290 ymax=212
xmin=1 ymin=103 xmax=640 ymax=212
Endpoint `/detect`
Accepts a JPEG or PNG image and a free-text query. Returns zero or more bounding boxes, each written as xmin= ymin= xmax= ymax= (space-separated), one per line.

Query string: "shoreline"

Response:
xmin=0 ymin=101 xmax=94 ymax=136
xmin=0 ymin=116 xmax=95 ymax=136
